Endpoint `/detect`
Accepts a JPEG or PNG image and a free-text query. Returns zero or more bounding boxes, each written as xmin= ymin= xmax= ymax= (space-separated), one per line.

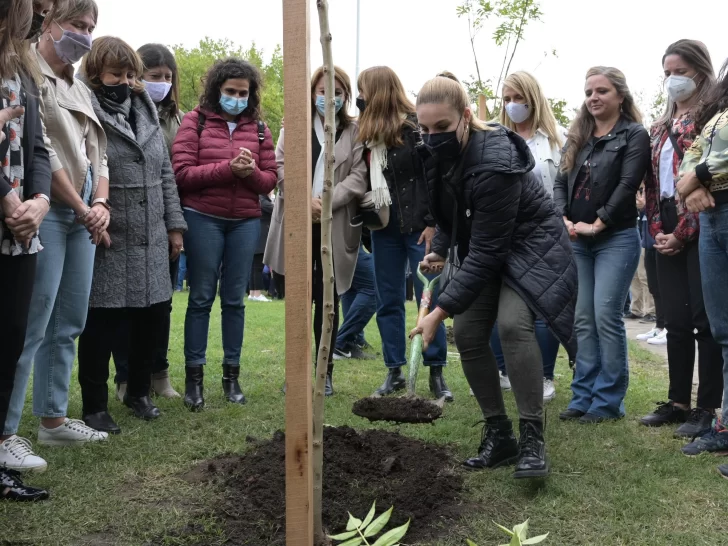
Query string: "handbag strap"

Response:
xmin=666 ymin=121 xmax=684 ymax=161
xmin=444 ymin=159 xmax=466 ymax=266
xmin=447 ymin=198 xmax=458 ymax=266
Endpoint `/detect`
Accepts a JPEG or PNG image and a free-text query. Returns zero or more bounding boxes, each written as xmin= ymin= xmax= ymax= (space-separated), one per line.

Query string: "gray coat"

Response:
xmin=88 ymin=89 xmax=187 ymax=308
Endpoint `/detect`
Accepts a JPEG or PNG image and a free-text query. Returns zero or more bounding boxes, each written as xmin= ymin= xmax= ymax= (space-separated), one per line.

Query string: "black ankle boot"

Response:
xmin=325 ymin=363 xmax=334 ymax=397
xmin=123 ymin=394 xmax=161 ymax=421
xmin=222 ymin=364 xmax=246 ymax=404
xmin=513 ymin=419 xmax=549 ymax=479
xmin=184 ymin=366 xmax=205 ymax=411
xmin=463 ymin=417 xmax=519 ymax=470
xmin=429 ymin=366 xmax=454 ymax=402
xmin=374 ymin=367 xmax=406 ymax=396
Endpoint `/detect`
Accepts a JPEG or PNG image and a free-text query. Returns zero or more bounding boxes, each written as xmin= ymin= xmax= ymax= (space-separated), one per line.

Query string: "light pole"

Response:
xmin=355 ymin=0 xmax=360 ymax=96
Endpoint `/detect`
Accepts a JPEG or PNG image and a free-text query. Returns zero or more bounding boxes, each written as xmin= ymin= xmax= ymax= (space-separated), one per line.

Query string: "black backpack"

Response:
xmin=196 ymin=112 xmax=266 ymax=143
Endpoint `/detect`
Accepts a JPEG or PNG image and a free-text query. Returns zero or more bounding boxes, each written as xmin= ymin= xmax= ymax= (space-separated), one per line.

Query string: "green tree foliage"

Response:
xmin=456 ymin=1 xmax=569 ymax=126
xmin=548 ymin=98 xmax=572 ymax=128
xmin=456 ymin=0 xmax=543 ymax=106
xmin=172 ymin=38 xmax=284 ymax=141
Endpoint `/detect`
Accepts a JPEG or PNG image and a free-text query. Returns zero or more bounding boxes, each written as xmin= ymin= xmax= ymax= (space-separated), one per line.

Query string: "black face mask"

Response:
xmin=101 ymin=83 xmax=131 ymax=104
xmin=356 ymin=97 xmax=366 ymax=113
xmin=25 ymin=13 xmax=45 ymax=41
xmin=422 ymin=117 xmax=463 ymax=162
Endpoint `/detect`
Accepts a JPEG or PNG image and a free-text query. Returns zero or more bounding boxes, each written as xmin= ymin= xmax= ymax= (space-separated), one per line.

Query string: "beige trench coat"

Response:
xmin=264 ymin=122 xmax=368 ymax=295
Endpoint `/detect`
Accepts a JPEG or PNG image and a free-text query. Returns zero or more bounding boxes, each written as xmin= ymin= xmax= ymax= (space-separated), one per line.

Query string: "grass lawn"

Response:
xmin=2 ymin=293 xmax=728 ymax=545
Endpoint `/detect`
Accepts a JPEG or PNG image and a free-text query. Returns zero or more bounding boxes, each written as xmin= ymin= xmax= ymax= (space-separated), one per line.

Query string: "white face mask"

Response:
xmin=143 ymin=81 xmax=173 ymax=103
xmin=665 ymin=75 xmax=697 ymax=103
xmin=505 ymin=102 xmax=531 ymax=124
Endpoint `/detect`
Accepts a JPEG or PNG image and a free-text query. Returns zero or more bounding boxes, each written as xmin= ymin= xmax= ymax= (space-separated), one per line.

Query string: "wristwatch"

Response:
xmin=92 ymin=197 xmax=111 ymax=211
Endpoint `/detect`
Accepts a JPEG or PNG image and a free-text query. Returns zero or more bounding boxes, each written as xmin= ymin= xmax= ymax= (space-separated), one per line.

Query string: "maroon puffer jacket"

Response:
xmin=172 ymin=107 xmax=277 ymax=219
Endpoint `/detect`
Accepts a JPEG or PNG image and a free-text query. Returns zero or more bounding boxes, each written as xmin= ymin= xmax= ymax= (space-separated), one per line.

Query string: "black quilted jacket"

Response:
xmin=427 ymin=124 xmax=578 ymax=360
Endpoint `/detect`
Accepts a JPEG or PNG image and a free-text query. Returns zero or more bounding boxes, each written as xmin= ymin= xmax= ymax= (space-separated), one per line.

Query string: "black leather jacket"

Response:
xmin=382 ymin=116 xmax=435 ymax=234
xmin=553 ymin=116 xmax=650 ymax=230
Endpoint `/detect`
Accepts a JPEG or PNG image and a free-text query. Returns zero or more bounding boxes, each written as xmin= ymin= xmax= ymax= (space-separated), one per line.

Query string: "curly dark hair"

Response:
xmin=199 ymin=57 xmax=263 ymax=120
xmin=696 ymin=58 xmax=728 ymax=132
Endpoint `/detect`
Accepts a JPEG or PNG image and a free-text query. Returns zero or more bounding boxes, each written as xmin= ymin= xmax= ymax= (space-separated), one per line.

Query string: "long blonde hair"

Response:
xmin=562 ymin=66 xmax=642 ymax=173
xmin=357 ymin=66 xmax=415 ymax=147
xmin=416 ymin=74 xmax=490 ymax=133
xmin=0 ymin=0 xmax=33 ymax=80
xmin=499 ymin=71 xmax=562 ymax=150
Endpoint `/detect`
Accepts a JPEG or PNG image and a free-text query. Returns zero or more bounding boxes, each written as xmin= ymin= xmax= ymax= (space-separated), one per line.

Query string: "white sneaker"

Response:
xmin=500 ymin=373 xmax=512 ymax=391
xmin=543 ymin=378 xmax=556 ymax=402
xmin=647 ymin=329 xmax=668 ymax=346
xmin=249 ymin=295 xmax=271 ymax=302
xmin=37 ymin=419 xmax=109 ymax=446
xmin=0 ymin=436 xmax=47 ymax=473
xmin=636 ymin=327 xmax=661 ymax=341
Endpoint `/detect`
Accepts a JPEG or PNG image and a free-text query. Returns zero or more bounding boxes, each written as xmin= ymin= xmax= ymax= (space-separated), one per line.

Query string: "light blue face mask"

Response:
xmin=315 ymin=94 xmax=343 ymax=116
xmin=219 ymin=94 xmax=248 ymax=116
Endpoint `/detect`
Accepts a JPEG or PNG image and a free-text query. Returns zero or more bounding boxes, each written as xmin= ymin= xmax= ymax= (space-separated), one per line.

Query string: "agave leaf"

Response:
xmin=328 ymin=530 xmax=358 ymax=541
xmin=346 ymin=513 xmax=363 ymax=531
xmin=493 ymin=522 xmax=515 ymax=536
xmin=361 ymin=501 xmax=377 ymax=531
xmin=363 ymin=506 xmax=393 ymax=537
xmin=338 ymin=538 xmax=363 ymax=546
xmin=513 ymin=519 xmax=529 ymax=540
xmin=371 ymin=519 xmax=411 ymax=546
xmin=522 ymin=533 xmax=549 ymax=544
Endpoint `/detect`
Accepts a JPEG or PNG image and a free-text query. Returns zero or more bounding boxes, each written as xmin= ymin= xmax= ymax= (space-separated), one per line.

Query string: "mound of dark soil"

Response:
xmin=177 ymin=426 xmax=466 ymax=545
xmin=352 ymin=397 xmax=443 ymax=424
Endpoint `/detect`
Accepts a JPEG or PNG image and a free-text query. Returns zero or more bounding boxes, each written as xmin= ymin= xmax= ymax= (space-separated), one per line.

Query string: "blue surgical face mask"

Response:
xmin=315 ymin=94 xmax=343 ymax=116
xmin=219 ymin=94 xmax=248 ymax=116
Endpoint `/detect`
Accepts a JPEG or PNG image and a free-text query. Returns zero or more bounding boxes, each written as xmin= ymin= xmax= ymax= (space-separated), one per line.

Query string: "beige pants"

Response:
xmin=630 ymin=248 xmax=654 ymax=317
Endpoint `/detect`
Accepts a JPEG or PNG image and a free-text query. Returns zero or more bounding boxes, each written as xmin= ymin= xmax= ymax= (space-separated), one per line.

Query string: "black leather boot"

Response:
xmin=513 ymin=419 xmax=549 ymax=479
xmin=325 ymin=363 xmax=334 ymax=397
xmin=184 ymin=366 xmax=205 ymax=411
xmin=374 ymin=367 xmax=406 ymax=396
xmin=429 ymin=366 xmax=454 ymax=402
xmin=83 ymin=411 xmax=121 ymax=435
xmin=123 ymin=395 xmax=161 ymax=421
xmin=222 ymin=364 xmax=246 ymax=404
xmin=463 ymin=417 xmax=519 ymax=470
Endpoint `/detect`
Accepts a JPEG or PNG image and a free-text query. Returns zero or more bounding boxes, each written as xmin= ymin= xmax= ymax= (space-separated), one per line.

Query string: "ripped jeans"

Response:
xmin=568 ymin=227 xmax=640 ymax=418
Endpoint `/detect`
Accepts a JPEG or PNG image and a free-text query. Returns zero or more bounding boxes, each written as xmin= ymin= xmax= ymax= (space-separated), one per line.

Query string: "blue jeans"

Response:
xmin=176 ymin=252 xmax=187 ymax=290
xmin=183 ymin=210 xmax=260 ymax=367
xmin=4 ymin=176 xmax=95 ymax=434
xmin=699 ymin=205 xmax=728 ymax=425
xmin=371 ymin=214 xmax=447 ymax=368
xmin=568 ymin=228 xmax=640 ymax=418
xmin=491 ymin=319 xmax=560 ymax=379
xmin=336 ymin=244 xmax=376 ymax=350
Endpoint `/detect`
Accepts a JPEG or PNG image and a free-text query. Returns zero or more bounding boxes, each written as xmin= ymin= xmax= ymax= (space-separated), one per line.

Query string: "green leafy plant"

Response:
xmin=466 ymin=519 xmax=548 ymax=546
xmin=328 ymin=502 xmax=410 ymax=546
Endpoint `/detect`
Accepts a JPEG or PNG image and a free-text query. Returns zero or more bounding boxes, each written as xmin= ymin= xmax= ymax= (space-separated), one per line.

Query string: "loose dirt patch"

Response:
xmin=174 ymin=426 xmax=469 ymax=545
xmin=352 ymin=397 xmax=443 ymax=424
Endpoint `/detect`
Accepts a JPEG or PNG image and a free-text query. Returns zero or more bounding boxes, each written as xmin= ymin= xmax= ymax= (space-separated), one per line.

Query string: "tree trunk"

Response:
xmin=313 ymin=1 xmax=336 ymax=544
